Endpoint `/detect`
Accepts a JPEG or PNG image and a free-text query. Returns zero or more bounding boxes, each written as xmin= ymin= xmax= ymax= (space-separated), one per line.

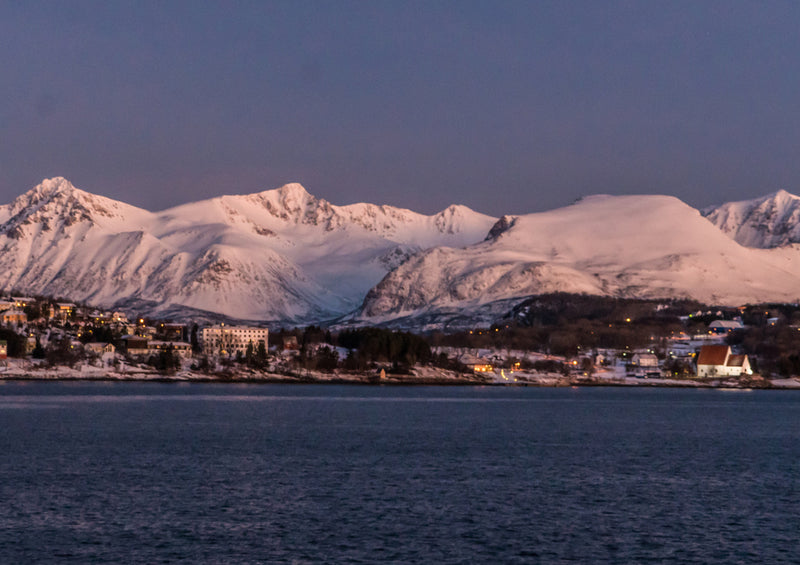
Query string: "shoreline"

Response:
xmin=2 ymin=367 xmax=799 ymax=389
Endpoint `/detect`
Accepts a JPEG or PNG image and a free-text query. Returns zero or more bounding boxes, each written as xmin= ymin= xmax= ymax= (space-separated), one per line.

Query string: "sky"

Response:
xmin=1 ymin=0 xmax=800 ymax=216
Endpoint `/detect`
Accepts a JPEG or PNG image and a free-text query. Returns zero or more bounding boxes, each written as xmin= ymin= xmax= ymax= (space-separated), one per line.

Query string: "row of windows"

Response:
xmin=202 ymin=333 xmax=267 ymax=339
xmin=206 ymin=339 xmax=266 ymax=345
xmin=202 ymin=327 xmax=267 ymax=332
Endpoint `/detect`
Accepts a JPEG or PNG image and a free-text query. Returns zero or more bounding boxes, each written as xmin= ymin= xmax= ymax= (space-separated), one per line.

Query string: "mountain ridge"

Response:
xmin=0 ymin=177 xmax=496 ymax=322
xmin=356 ymin=193 xmax=800 ymax=325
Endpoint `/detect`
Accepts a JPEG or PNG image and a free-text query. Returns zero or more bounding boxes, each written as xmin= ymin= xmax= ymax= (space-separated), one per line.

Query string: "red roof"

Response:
xmin=696 ymin=345 xmax=729 ymax=366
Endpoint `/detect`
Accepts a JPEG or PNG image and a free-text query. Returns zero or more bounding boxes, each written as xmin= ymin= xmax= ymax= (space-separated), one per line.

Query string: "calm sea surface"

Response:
xmin=0 ymin=382 xmax=798 ymax=564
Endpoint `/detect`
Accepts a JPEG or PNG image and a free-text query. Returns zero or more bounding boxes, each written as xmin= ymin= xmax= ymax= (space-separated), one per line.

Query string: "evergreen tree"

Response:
xmin=190 ymin=323 xmax=200 ymax=353
xmin=256 ymin=341 xmax=268 ymax=367
xmin=31 ymin=337 xmax=45 ymax=359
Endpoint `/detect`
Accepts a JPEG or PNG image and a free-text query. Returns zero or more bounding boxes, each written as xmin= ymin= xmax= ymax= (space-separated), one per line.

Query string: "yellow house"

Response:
xmin=1 ymin=309 xmax=27 ymax=325
xmin=459 ymin=354 xmax=494 ymax=373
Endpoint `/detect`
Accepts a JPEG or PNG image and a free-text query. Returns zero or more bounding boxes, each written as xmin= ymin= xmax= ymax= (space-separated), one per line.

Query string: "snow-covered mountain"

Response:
xmin=703 ymin=190 xmax=800 ymax=248
xmin=0 ymin=177 xmax=496 ymax=322
xmin=5 ymin=178 xmax=800 ymax=326
xmin=357 ymin=194 xmax=800 ymax=323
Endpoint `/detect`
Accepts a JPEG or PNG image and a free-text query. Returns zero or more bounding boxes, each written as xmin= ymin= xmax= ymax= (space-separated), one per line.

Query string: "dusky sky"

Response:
xmin=2 ymin=1 xmax=799 ymax=216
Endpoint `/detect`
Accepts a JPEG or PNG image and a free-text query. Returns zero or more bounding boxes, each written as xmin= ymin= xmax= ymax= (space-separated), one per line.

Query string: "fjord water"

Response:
xmin=0 ymin=383 xmax=798 ymax=564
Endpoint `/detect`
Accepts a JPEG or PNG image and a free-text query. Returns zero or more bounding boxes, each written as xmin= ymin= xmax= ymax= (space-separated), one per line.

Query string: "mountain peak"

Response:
xmin=275 ymin=182 xmax=309 ymax=196
xmin=25 ymin=177 xmax=81 ymax=202
xmin=768 ymin=189 xmax=799 ymax=202
xmin=9 ymin=177 xmax=84 ymax=215
xmin=37 ymin=176 xmax=76 ymax=192
xmin=703 ymin=190 xmax=800 ymax=248
xmin=1 ymin=177 xmax=151 ymax=239
xmin=260 ymin=182 xmax=313 ymax=205
xmin=437 ymin=203 xmax=477 ymax=217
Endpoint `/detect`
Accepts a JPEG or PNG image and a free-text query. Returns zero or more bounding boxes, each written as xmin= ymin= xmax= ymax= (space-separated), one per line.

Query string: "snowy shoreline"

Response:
xmin=2 ymin=365 xmax=800 ymax=389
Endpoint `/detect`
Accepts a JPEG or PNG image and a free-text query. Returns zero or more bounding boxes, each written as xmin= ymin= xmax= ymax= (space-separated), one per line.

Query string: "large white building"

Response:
xmin=696 ymin=345 xmax=752 ymax=378
xmin=201 ymin=325 xmax=268 ymax=356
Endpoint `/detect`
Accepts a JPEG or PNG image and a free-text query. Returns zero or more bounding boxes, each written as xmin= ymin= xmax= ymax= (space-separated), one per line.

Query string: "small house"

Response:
xmin=111 ymin=311 xmax=129 ymax=324
xmin=148 ymin=340 xmax=193 ymax=359
xmin=85 ymin=342 xmax=116 ymax=355
xmin=117 ymin=335 xmax=150 ymax=357
xmin=56 ymin=303 xmax=76 ymax=321
xmin=1 ymin=309 xmax=27 ymax=325
xmin=708 ymin=320 xmax=744 ymax=334
xmin=12 ymin=297 xmax=35 ymax=309
xmin=631 ymin=353 xmax=659 ymax=368
xmin=159 ymin=323 xmax=186 ymax=341
xmin=459 ymin=354 xmax=494 ymax=373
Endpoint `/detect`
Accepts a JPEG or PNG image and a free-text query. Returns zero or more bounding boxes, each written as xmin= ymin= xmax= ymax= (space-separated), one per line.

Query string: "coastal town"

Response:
xmin=0 ymin=293 xmax=798 ymax=389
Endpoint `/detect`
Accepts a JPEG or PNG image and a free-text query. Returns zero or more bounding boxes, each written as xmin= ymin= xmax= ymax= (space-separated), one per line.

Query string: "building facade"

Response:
xmin=149 ymin=340 xmax=193 ymax=359
xmin=201 ymin=325 xmax=268 ymax=356
xmin=117 ymin=335 xmax=150 ymax=356
xmin=1 ymin=309 xmax=27 ymax=325
xmin=631 ymin=353 xmax=659 ymax=368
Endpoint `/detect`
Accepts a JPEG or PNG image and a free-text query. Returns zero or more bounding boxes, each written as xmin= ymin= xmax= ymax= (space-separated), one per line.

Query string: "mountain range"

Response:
xmin=1 ymin=177 xmax=799 ymax=327
xmin=0 ymin=177 xmax=494 ymax=323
